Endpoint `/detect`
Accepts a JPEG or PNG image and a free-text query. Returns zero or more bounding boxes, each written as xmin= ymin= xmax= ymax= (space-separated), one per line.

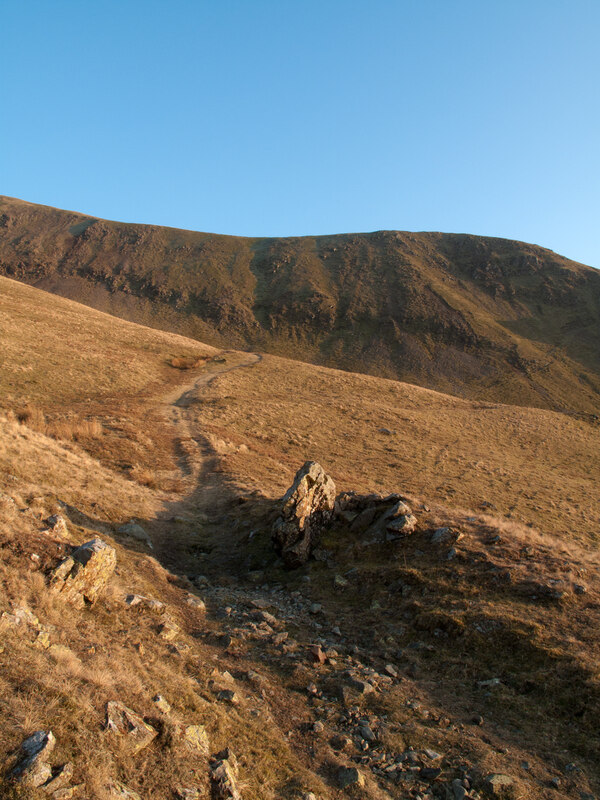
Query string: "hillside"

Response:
xmin=1 ymin=278 xmax=599 ymax=799
xmin=1 ymin=196 xmax=599 ymax=414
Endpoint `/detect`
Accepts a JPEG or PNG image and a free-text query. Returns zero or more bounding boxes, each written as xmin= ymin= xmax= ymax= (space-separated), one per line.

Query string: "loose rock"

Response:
xmin=8 ymin=730 xmax=56 ymax=788
xmin=105 ymin=701 xmax=158 ymax=753
xmin=337 ymin=765 xmax=365 ymax=788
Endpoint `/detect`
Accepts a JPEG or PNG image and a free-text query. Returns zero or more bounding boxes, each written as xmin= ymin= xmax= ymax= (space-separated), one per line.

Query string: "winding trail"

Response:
xmin=161 ymin=351 xmax=262 ymax=481
xmin=152 ymin=351 xmax=263 ymax=569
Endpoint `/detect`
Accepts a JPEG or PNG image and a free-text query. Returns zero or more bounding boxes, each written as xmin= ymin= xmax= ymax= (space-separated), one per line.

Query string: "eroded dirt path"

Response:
xmin=161 ymin=351 xmax=261 ymax=479
xmin=152 ymin=351 xmax=263 ymax=570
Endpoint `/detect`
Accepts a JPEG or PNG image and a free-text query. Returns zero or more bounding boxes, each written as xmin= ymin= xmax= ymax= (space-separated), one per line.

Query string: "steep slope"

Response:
xmin=1 ymin=196 xmax=599 ymax=413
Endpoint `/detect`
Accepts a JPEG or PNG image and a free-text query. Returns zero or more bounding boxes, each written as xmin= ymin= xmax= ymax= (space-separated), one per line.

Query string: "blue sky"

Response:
xmin=2 ymin=1 xmax=599 ymax=267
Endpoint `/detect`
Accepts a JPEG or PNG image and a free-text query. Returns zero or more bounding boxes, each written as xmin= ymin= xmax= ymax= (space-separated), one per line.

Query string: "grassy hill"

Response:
xmin=0 ymin=278 xmax=599 ymax=799
xmin=1 ymin=195 xmax=599 ymax=414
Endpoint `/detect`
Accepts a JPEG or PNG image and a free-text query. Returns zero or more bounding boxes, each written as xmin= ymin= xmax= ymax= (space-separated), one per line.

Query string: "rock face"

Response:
xmin=8 ymin=730 xmax=56 ymax=787
xmin=105 ymin=701 xmax=158 ymax=754
xmin=50 ymin=538 xmax=116 ymax=608
xmin=272 ymin=461 xmax=336 ymax=567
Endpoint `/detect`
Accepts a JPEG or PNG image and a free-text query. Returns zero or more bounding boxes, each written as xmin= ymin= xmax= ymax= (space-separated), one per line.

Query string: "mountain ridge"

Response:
xmin=1 ymin=195 xmax=599 ymax=414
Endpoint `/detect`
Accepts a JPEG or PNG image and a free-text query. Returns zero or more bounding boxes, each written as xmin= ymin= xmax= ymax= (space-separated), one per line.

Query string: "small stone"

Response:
xmin=42 ymin=762 xmax=74 ymax=792
xmin=471 ymin=713 xmax=484 ymax=725
xmin=386 ymin=514 xmax=418 ymax=535
xmin=309 ymin=644 xmax=326 ymax=664
xmin=153 ymin=694 xmax=171 ymax=713
xmin=50 ymin=538 xmax=116 ymax=608
xmin=35 ymin=630 xmax=51 ymax=649
xmin=117 ymin=521 xmax=153 ymax=548
xmin=186 ymin=595 xmax=206 ymax=611
xmin=478 ymin=678 xmax=501 ymax=688
xmin=484 ymin=774 xmax=515 ymax=795
xmin=337 ymin=765 xmax=365 ymax=788
xmin=550 ymin=778 xmax=560 ymax=789
xmin=125 ymin=594 xmax=166 ymax=613
xmin=184 ymin=725 xmax=210 ymax=754
xmin=346 ymin=676 xmax=374 ymax=695
xmin=47 ymin=514 xmax=69 ymax=537
xmin=158 ymin=620 xmax=180 ymax=641
xmin=334 ymin=574 xmax=348 ymax=589
xmin=431 ymin=527 xmax=452 ymax=544
xmin=210 ymin=749 xmax=241 ymax=799
xmin=313 ymin=721 xmax=325 ymax=734
xmin=9 ymin=730 xmax=56 ymax=787
xmin=358 ymin=724 xmax=375 ymax=742
xmin=105 ymin=701 xmax=158 ymax=753
xmin=108 ymin=782 xmax=143 ymax=800
xmin=216 ymin=689 xmax=239 ymax=705
xmin=176 ymin=790 xmax=201 ymax=800
xmin=384 ymin=664 xmax=398 ymax=678
xmin=309 ymin=603 xmax=322 ymax=614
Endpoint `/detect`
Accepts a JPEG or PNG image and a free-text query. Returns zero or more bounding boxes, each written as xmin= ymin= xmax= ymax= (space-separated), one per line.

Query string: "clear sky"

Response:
xmin=2 ymin=1 xmax=599 ymax=268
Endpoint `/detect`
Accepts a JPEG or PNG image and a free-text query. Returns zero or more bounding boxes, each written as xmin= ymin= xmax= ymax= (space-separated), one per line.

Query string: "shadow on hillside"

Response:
xmin=60 ymin=427 xmax=284 ymax=587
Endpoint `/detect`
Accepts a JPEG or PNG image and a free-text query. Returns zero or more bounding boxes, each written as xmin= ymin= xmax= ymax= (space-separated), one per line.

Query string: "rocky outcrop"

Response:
xmin=105 ymin=701 xmax=158 ymax=754
xmin=272 ymin=461 xmax=336 ymax=567
xmin=50 ymin=538 xmax=116 ymax=608
xmin=272 ymin=468 xmax=420 ymax=565
xmin=335 ymin=491 xmax=418 ymax=541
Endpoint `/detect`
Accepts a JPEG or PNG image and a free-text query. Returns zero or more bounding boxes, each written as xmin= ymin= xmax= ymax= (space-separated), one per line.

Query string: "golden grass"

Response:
xmin=0 ymin=275 xmax=217 ymax=409
xmin=192 ymin=353 xmax=600 ymax=546
xmin=1 ymin=278 xmax=599 ymax=798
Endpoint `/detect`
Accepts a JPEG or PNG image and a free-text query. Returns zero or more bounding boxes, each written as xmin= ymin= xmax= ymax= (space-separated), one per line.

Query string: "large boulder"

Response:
xmin=272 ymin=462 xmax=336 ymax=567
xmin=50 ymin=538 xmax=116 ymax=608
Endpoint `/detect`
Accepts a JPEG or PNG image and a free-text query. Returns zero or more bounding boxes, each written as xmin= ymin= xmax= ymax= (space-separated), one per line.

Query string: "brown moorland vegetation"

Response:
xmin=1 ymin=195 xmax=600 ymax=414
xmin=0 ymin=277 xmax=598 ymax=799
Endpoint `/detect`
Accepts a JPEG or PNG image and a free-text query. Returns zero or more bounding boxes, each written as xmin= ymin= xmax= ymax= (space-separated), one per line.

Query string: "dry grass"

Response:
xmin=0 ymin=499 xmax=332 ymax=800
xmin=1 ymin=278 xmax=599 ymax=798
xmin=192 ymin=353 xmax=600 ymax=546
xmin=0 ymin=275 xmax=218 ymax=409
xmin=169 ymin=355 xmax=210 ymax=370
xmin=15 ymin=405 xmax=103 ymax=441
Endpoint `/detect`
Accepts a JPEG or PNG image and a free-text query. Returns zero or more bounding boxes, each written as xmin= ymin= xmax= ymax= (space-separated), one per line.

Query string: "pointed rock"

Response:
xmin=272 ymin=461 xmax=336 ymax=568
xmin=50 ymin=538 xmax=116 ymax=608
